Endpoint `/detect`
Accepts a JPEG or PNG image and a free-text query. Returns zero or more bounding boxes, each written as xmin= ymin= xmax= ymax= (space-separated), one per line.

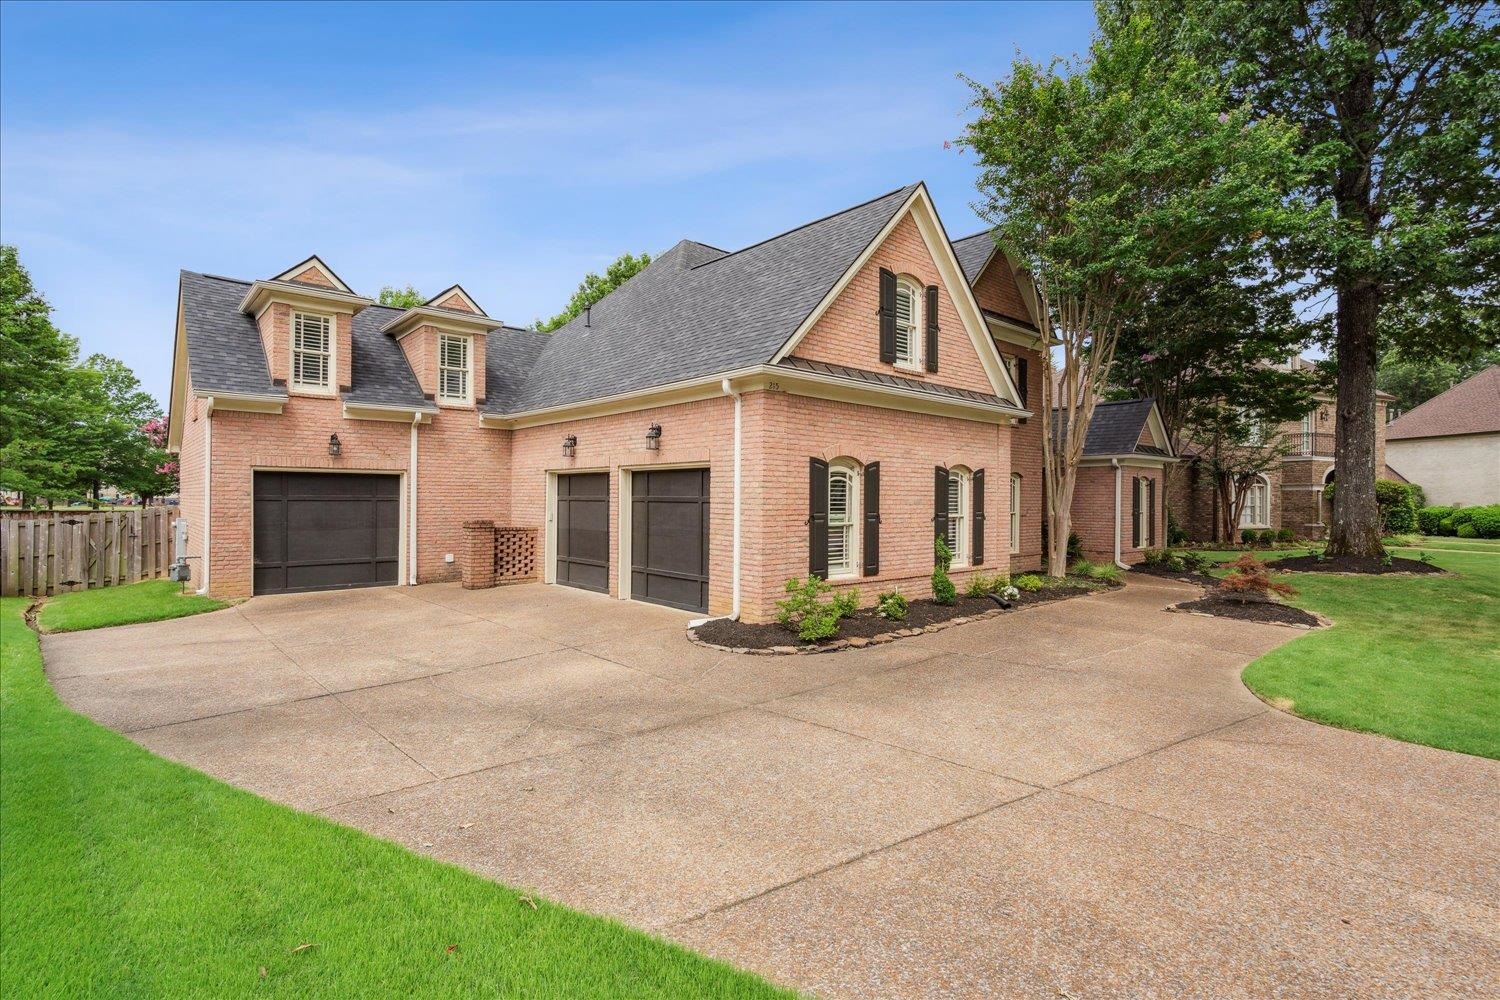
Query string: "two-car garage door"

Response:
xmin=253 ymin=472 xmax=400 ymax=596
xmin=554 ymin=469 xmax=710 ymax=613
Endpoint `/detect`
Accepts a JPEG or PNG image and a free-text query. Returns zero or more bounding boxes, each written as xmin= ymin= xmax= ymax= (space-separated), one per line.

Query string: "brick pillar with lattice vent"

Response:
xmin=461 ymin=519 xmax=496 ymax=589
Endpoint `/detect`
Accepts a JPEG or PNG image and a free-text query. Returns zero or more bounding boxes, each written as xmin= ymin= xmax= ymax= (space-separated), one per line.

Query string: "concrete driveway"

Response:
xmin=43 ymin=578 xmax=1499 ymax=998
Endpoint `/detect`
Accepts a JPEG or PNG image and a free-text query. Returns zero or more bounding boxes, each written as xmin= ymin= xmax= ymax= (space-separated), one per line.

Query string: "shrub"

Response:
xmin=931 ymin=535 xmax=957 ymax=606
xmin=1240 ymin=528 xmax=1258 ymax=545
xmin=1457 ymin=523 xmax=1478 ymax=539
xmin=1409 ymin=483 xmax=1428 ymax=510
xmin=1417 ymin=506 xmax=1455 ymax=535
xmin=1439 ymin=515 xmax=1457 ymax=535
xmin=999 ymin=584 xmax=1020 ymax=601
xmin=1070 ymin=558 xmax=1098 ymax=577
xmin=1014 ymin=573 xmax=1044 ymax=592
xmin=1375 ymin=479 xmax=1418 ymax=534
xmin=1276 ymin=527 xmax=1296 ymax=543
xmin=1142 ymin=548 xmax=1169 ymax=565
xmin=1451 ymin=507 xmax=1477 ymax=528
xmin=1470 ymin=505 xmax=1500 ymax=539
xmin=1179 ymin=551 xmax=1210 ymax=573
xmin=1258 ymin=529 xmax=1276 ymax=546
xmin=1089 ymin=563 xmax=1122 ymax=584
xmin=1067 ymin=531 xmax=1084 ymax=564
xmin=776 ymin=576 xmax=857 ymax=642
xmin=1217 ymin=554 xmax=1297 ymax=605
xmin=875 ymin=590 xmax=908 ymax=621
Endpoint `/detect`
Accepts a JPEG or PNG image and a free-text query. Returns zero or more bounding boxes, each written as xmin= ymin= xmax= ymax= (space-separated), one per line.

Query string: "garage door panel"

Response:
xmin=631 ymin=469 xmax=709 ymax=613
xmin=253 ymin=472 xmax=400 ymax=596
xmin=556 ymin=472 xmax=609 ymax=594
xmin=643 ymin=501 xmax=705 ymax=576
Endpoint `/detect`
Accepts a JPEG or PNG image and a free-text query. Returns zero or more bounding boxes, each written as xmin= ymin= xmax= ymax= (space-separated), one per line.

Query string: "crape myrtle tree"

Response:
xmin=961 ymin=11 xmax=1308 ymax=576
xmin=1180 ymin=0 xmax=1500 ymax=558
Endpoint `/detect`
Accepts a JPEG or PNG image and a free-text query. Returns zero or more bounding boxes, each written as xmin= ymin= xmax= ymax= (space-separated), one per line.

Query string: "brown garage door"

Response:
xmin=556 ymin=472 xmax=609 ymax=594
xmin=253 ymin=472 xmax=400 ymax=596
xmin=631 ymin=468 xmax=709 ymax=613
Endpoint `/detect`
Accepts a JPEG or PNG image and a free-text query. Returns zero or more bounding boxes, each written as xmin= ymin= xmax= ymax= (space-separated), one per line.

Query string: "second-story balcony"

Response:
xmin=1280 ymin=430 xmax=1336 ymax=458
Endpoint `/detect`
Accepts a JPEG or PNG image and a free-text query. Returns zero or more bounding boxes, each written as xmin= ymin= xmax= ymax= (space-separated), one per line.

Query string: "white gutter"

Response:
xmin=1110 ymin=459 xmax=1129 ymax=571
xmin=199 ymin=397 xmax=214 ymax=594
xmin=409 ymin=413 xmax=421 ymax=585
xmin=722 ymin=377 xmax=743 ymax=620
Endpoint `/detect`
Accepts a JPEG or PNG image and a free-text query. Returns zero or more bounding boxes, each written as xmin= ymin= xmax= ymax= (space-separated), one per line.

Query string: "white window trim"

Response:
xmin=290 ymin=310 xmax=335 ymax=395
xmin=1239 ymin=474 xmax=1271 ymax=529
xmin=1010 ymin=473 xmax=1022 ymax=554
xmin=947 ymin=466 xmax=971 ymax=569
xmin=827 ymin=459 xmax=860 ymax=579
xmin=893 ymin=277 xmax=924 ymax=372
xmin=437 ymin=332 xmax=473 ymax=405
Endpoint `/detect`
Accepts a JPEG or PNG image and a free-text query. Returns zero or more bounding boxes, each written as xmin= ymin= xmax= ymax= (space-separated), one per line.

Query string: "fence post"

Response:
xmin=461 ymin=520 xmax=497 ymax=590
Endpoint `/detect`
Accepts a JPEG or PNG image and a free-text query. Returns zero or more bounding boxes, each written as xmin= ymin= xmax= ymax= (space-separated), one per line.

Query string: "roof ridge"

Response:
xmin=951 ymin=228 xmax=996 ymax=244
xmin=689 ymin=183 xmax=917 ymax=271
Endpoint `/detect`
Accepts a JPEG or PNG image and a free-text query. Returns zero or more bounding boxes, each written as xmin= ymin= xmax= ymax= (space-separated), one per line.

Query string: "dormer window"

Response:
xmin=291 ymin=311 xmax=332 ymax=392
xmin=438 ymin=333 xmax=471 ymax=404
xmin=894 ymin=279 xmax=920 ymax=368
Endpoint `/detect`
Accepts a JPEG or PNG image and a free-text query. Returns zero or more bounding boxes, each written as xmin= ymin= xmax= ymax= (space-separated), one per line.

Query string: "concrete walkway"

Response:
xmin=43 ymin=577 xmax=1499 ymax=998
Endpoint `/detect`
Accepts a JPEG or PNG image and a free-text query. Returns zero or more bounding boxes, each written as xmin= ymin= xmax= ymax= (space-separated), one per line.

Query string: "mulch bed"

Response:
xmin=1131 ymin=563 xmax=1219 ymax=587
xmin=692 ymin=581 xmax=1110 ymax=653
xmin=1171 ymin=596 xmax=1324 ymax=628
xmin=1265 ymin=554 xmax=1445 ymax=575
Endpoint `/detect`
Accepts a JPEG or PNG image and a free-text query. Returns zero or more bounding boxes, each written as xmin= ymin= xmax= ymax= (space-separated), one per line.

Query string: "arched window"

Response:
xmin=1239 ymin=474 xmax=1272 ymax=529
xmin=827 ymin=460 xmax=860 ymax=578
xmin=893 ymin=278 xmax=921 ymax=368
xmin=946 ymin=466 xmax=971 ymax=567
xmin=1010 ymin=474 xmax=1022 ymax=554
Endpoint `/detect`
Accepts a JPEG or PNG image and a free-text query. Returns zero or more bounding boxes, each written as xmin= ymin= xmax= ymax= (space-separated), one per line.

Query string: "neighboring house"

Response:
xmin=1055 ymin=400 xmax=1175 ymax=565
xmin=169 ymin=183 xmax=1063 ymax=622
xmin=1385 ymin=365 xmax=1500 ymax=506
xmin=1169 ymin=357 xmax=1395 ymax=540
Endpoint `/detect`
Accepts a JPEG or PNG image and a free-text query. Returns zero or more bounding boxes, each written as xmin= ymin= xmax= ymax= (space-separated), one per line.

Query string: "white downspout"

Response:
xmin=198 ymin=396 xmax=214 ymax=595
xmin=723 ymin=377 xmax=743 ymax=620
xmin=1110 ymin=458 xmax=1129 ymax=571
xmin=409 ymin=413 xmax=421 ymax=585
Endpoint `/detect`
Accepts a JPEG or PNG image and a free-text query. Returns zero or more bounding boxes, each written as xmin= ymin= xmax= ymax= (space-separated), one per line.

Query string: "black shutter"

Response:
xmin=809 ymin=458 xmax=829 ymax=578
xmin=863 ymin=462 xmax=881 ymax=576
xmin=1148 ymin=477 xmax=1157 ymax=547
xmin=878 ymin=268 xmax=897 ymax=364
xmin=933 ymin=465 xmax=950 ymax=562
xmin=1131 ymin=476 xmax=1142 ymax=549
xmin=972 ymin=469 xmax=986 ymax=565
xmin=925 ymin=284 xmax=939 ymax=373
xmin=1016 ymin=356 xmax=1029 ymax=408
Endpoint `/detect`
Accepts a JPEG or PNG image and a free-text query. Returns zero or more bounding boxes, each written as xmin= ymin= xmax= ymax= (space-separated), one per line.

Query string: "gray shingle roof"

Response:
xmin=180 ymin=271 xmax=282 ymax=398
xmin=344 ymin=303 xmax=433 ymax=410
xmin=951 ymin=230 xmax=999 ymax=285
xmin=1053 ymin=398 xmax=1164 ymax=457
xmin=482 ymin=184 xmax=918 ymax=414
xmin=778 ymin=357 xmax=1007 ymax=407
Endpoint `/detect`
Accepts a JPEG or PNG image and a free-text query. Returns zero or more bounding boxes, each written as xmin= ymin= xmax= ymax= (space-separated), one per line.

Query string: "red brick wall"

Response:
xmin=791 ymin=212 xmax=998 ymax=396
xmin=1069 ymin=464 xmax=1165 ymax=565
xmin=969 ymin=251 xmax=1031 ymax=323
xmin=290 ymin=265 xmax=335 ymax=288
xmin=255 ymin=302 xmax=352 ymax=391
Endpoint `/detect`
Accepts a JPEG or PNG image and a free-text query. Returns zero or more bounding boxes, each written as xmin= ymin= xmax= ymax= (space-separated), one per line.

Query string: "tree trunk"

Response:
xmin=1325 ymin=11 xmax=1385 ymax=559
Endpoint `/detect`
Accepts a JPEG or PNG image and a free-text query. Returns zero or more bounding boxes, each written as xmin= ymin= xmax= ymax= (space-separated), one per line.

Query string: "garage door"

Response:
xmin=555 ymin=472 xmax=609 ymax=594
xmin=631 ymin=468 xmax=709 ymax=613
xmin=253 ymin=472 xmax=400 ymax=596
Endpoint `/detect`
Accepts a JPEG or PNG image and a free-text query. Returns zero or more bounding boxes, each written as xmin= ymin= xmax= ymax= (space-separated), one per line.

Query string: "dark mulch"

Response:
xmin=693 ymin=581 xmax=1108 ymax=650
xmin=1131 ymin=563 xmax=1218 ymax=587
xmin=1175 ymin=596 xmax=1323 ymax=627
xmin=1265 ymin=554 xmax=1444 ymax=575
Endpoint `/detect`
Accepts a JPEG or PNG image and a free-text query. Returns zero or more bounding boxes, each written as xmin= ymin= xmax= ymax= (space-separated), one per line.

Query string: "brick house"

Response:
xmin=1059 ymin=400 xmax=1174 ymax=565
xmin=168 ymin=183 xmax=1082 ymax=622
xmin=1168 ymin=358 xmax=1396 ymax=541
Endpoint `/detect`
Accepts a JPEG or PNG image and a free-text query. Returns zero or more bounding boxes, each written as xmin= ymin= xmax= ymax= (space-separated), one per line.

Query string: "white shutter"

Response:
xmin=828 ymin=469 xmax=853 ymax=575
xmin=292 ymin=312 xmax=331 ymax=389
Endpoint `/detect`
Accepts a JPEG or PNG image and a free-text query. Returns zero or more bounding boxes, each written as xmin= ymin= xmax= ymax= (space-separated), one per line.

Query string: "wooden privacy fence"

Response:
xmin=0 ymin=509 xmax=179 ymax=598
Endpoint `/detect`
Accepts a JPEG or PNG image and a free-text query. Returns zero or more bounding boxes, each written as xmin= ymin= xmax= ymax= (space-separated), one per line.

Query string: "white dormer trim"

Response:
xmin=769 ymin=184 xmax=1023 ymax=408
xmin=238 ymin=279 xmax=373 ymax=316
xmin=424 ymin=284 xmax=487 ymax=316
xmin=1145 ymin=402 xmax=1173 ymax=455
xmin=274 ymin=255 xmax=354 ymax=293
xmin=379 ymin=306 xmax=504 ymax=339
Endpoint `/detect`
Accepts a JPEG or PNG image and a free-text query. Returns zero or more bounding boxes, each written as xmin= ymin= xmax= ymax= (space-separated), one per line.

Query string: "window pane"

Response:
xmin=947 ymin=475 xmax=961 ymax=551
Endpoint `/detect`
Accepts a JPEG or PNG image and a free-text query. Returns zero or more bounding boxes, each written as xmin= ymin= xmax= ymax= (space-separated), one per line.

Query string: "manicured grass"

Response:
xmin=1197 ymin=541 xmax=1500 ymax=759
xmin=39 ymin=579 xmax=231 ymax=632
xmin=0 ymin=598 xmax=792 ymax=998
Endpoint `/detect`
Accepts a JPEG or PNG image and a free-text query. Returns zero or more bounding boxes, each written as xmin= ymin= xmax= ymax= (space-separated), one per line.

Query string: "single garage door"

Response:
xmin=631 ymin=468 xmax=710 ymax=613
xmin=253 ymin=472 xmax=400 ymax=595
xmin=555 ymin=472 xmax=609 ymax=594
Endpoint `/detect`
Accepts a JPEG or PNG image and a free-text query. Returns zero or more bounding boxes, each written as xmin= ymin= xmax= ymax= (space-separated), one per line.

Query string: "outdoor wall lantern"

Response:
xmin=645 ymin=423 xmax=662 ymax=451
xmin=328 ymin=433 xmax=342 ymax=457
xmin=562 ymin=434 xmax=577 ymax=457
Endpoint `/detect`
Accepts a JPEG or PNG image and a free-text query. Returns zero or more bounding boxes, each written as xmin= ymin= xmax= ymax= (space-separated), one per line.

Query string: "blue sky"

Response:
xmin=1 ymin=1 xmax=1096 ymax=402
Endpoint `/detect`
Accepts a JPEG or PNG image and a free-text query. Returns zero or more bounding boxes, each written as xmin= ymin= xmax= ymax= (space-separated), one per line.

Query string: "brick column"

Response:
xmin=461 ymin=519 xmax=496 ymax=589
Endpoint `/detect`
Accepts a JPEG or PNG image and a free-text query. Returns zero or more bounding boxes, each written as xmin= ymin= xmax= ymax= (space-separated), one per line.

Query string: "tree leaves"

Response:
xmin=534 ymin=252 xmax=652 ymax=332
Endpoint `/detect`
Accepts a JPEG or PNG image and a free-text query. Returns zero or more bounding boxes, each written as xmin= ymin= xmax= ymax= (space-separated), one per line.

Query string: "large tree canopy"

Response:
xmin=1170 ymin=0 xmax=1500 ymax=557
xmin=962 ymin=10 xmax=1308 ymax=575
xmin=535 ymin=252 xmax=651 ymax=332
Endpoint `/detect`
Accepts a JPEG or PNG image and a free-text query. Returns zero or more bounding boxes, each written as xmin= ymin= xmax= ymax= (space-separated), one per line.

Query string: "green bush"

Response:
xmin=1142 ymin=548 xmax=1168 ymax=565
xmin=1067 ymin=531 xmax=1084 ymax=564
xmin=1166 ymin=512 xmax=1186 ymax=546
xmin=776 ymin=577 xmax=857 ymax=642
xmin=1276 ymin=527 xmax=1296 ymax=543
xmin=1014 ymin=574 xmax=1045 ymax=592
xmin=1179 ymin=551 xmax=1210 ymax=573
xmin=1257 ymin=529 xmax=1276 ymax=545
xmin=1417 ymin=506 xmax=1455 ymax=535
xmin=1070 ymin=559 xmax=1098 ymax=577
xmin=1240 ymin=528 xmax=1258 ymax=545
xmin=1457 ymin=523 xmax=1478 ymax=539
xmin=1469 ymin=506 xmax=1500 ymax=539
xmin=931 ymin=535 xmax=957 ymax=606
xmin=1408 ymin=483 xmax=1428 ymax=509
xmin=1451 ymin=507 xmax=1477 ymax=527
xmin=875 ymin=590 xmax=908 ymax=620
xmin=1088 ymin=563 xmax=1122 ymax=584
xmin=1375 ymin=479 xmax=1418 ymax=533
xmin=1439 ymin=516 xmax=1457 ymax=535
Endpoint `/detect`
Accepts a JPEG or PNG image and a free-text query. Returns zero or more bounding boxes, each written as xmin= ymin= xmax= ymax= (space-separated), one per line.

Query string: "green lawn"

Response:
xmin=1197 ymin=538 xmax=1499 ymax=759
xmin=39 ymin=579 xmax=232 ymax=633
xmin=0 ymin=596 xmax=792 ymax=998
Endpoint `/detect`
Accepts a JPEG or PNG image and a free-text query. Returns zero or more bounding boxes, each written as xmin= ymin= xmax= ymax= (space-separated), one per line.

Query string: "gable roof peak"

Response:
xmin=423 ymin=284 xmax=488 ymax=317
xmin=272 ymin=254 xmax=354 ymax=294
